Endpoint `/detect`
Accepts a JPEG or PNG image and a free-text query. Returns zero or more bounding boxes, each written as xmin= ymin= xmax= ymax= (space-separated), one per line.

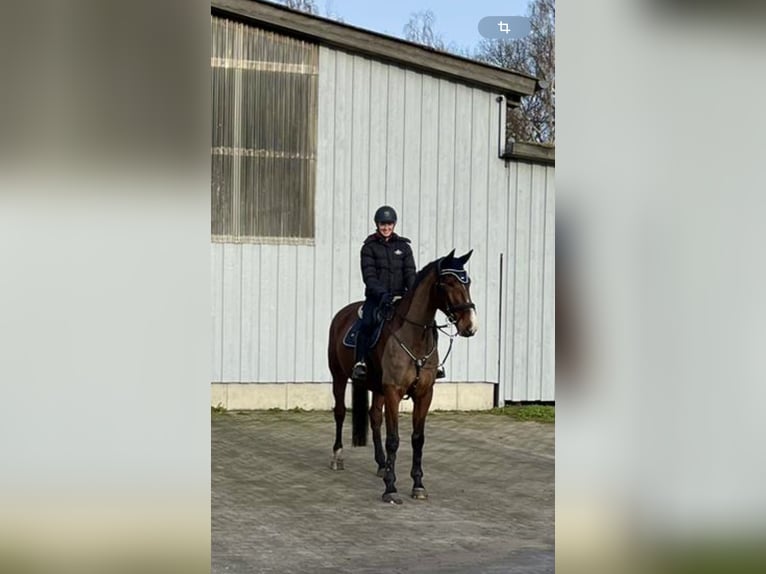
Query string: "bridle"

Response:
xmin=436 ymin=260 xmax=476 ymax=324
xmin=389 ymin=259 xmax=475 ymax=382
xmin=393 ymin=260 xmax=475 ymax=328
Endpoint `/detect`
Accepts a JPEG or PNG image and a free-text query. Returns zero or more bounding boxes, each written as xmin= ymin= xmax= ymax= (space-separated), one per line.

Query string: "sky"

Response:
xmin=318 ymin=0 xmax=530 ymax=52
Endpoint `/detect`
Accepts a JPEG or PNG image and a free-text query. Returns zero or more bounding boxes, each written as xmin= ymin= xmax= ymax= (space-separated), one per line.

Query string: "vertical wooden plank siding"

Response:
xmin=502 ymin=162 xmax=519 ymax=395
xmin=330 ymin=51 xmax=353 ymax=317
xmin=294 ymin=245 xmax=316 ymax=381
xmin=311 ymin=46 xmax=335 ymax=379
xmin=385 ymin=66 xmax=406 ymax=219
xmin=468 ymin=89 xmax=491 ymax=383
xmin=436 ymin=79 xmax=456 ymax=258
xmin=450 ymin=83 xmax=473 ymax=382
xmin=487 ymin=96 xmax=509 ymax=387
xmin=212 ymin=43 xmax=555 ymax=402
xmin=418 ymin=75 xmax=440 ymax=266
xmin=349 ymin=55 xmax=372 ymax=301
xmin=239 ymin=244 xmax=261 ymax=380
xmin=401 ymin=70 xmax=423 ymax=262
xmin=211 ymin=243 xmax=224 ymax=383
xmin=526 ymin=164 xmax=548 ymax=400
xmin=276 ymin=244 xmax=298 ymax=382
xmin=511 ymin=163 xmax=532 ymax=399
xmin=368 ymin=60 xmax=388 ymax=214
xmin=495 ymin=161 xmax=556 ymax=402
xmin=541 ymin=169 xmax=556 ymax=399
xmin=256 ymin=245 xmax=279 ymax=381
xmin=221 ymin=243 xmax=242 ymax=381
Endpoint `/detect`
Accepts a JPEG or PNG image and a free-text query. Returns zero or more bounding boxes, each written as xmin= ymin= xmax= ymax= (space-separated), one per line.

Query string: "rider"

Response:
xmin=351 ymin=205 xmax=416 ymax=381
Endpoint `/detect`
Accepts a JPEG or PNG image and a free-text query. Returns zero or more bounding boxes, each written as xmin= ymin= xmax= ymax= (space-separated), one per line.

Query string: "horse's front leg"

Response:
xmin=410 ymin=385 xmax=434 ymax=499
xmin=382 ymin=384 xmax=403 ymax=504
xmin=369 ymin=392 xmax=386 ymax=476
xmin=330 ymin=377 xmax=346 ymax=470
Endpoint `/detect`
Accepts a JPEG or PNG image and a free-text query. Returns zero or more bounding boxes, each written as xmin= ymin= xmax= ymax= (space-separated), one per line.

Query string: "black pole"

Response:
xmin=496 ymin=253 xmax=504 ymax=407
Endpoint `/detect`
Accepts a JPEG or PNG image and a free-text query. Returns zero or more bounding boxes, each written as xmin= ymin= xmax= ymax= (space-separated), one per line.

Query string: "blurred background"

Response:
xmin=558 ymin=1 xmax=766 ymax=572
xmin=0 ymin=1 xmax=211 ymax=572
xmin=2 ymin=0 xmax=766 ymax=572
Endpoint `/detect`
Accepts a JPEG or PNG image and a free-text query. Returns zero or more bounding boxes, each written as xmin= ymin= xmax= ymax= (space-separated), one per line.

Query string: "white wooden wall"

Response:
xmin=212 ymin=45 xmax=555 ymax=401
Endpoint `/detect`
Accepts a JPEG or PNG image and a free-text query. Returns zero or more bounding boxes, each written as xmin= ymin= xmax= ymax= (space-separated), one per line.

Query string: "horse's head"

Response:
xmin=435 ymin=249 xmax=478 ymax=337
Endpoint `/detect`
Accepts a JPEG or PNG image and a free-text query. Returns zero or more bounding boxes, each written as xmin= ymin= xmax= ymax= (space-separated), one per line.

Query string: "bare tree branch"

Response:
xmin=476 ymin=0 xmax=555 ymax=144
xmin=404 ymin=10 xmax=446 ymax=51
xmin=276 ymin=0 xmax=319 ymax=15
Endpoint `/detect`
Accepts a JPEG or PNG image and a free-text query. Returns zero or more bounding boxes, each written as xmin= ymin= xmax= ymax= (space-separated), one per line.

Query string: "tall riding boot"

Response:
xmin=352 ymin=330 xmax=368 ymax=380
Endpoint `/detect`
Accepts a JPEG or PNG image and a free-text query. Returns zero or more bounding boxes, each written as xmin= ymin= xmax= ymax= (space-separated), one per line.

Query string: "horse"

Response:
xmin=327 ymin=249 xmax=478 ymax=504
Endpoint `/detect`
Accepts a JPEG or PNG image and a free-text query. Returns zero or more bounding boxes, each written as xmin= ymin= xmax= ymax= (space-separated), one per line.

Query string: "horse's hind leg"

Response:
xmin=410 ymin=386 xmax=434 ymax=499
xmin=331 ymin=376 xmax=346 ymax=470
xmin=369 ymin=392 xmax=386 ymax=476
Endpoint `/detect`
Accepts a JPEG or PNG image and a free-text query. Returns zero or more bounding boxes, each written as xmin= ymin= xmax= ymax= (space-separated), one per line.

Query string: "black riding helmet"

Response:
xmin=374 ymin=205 xmax=397 ymax=225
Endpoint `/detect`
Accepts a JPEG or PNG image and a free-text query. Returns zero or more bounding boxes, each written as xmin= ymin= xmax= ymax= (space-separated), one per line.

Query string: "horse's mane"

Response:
xmin=393 ymin=257 xmax=441 ymax=320
xmin=410 ymin=258 xmax=441 ymax=293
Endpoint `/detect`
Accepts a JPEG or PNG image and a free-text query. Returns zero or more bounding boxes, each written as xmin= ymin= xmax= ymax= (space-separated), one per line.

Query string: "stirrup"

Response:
xmin=352 ymin=361 xmax=367 ymax=380
xmin=436 ymin=366 xmax=446 ymax=379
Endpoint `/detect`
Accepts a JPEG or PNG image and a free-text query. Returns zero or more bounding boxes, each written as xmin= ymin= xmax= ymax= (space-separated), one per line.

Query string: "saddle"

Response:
xmin=342 ymin=301 xmax=393 ymax=349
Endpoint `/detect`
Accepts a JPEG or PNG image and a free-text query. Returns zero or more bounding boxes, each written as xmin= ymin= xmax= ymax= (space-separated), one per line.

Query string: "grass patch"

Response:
xmin=651 ymin=540 xmax=766 ymax=574
xmin=211 ymin=403 xmax=227 ymax=414
xmin=489 ymin=404 xmax=554 ymax=423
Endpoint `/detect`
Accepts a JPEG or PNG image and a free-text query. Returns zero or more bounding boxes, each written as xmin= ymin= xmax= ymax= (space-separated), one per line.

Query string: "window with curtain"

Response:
xmin=211 ymin=16 xmax=318 ymax=242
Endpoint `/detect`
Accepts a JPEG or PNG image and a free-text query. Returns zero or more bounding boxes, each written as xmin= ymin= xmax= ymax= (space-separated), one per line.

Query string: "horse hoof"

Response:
xmin=376 ymin=467 xmax=386 ymax=477
xmin=382 ymin=492 xmax=403 ymax=505
xmin=330 ymin=460 xmax=344 ymax=470
xmin=411 ymin=488 xmax=428 ymax=500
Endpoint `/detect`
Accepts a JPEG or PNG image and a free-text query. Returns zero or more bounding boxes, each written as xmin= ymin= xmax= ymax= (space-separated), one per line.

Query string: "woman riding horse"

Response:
xmin=352 ymin=205 xmax=416 ymax=381
xmin=352 ymin=205 xmax=445 ymax=381
xmin=328 ymin=248 xmax=478 ymax=503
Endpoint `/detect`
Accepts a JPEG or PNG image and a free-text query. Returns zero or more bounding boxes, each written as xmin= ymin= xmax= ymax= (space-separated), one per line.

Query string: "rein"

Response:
xmin=390 ymin=329 xmax=439 ymax=373
xmin=389 ymin=318 xmax=460 ymax=386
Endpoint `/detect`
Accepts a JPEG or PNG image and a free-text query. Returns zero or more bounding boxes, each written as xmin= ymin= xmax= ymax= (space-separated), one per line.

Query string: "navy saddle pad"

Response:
xmin=342 ymin=311 xmax=386 ymax=349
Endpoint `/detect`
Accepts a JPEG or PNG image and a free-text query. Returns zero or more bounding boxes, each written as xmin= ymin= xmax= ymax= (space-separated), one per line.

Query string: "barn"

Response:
xmin=210 ymin=0 xmax=555 ymax=410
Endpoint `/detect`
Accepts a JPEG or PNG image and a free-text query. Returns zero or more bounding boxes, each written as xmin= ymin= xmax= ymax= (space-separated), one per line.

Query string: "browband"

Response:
xmin=439 ymin=268 xmax=471 ymax=284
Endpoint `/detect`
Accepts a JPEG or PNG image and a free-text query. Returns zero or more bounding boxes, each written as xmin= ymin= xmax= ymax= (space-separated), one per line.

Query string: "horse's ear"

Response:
xmin=457 ymin=249 xmax=473 ymax=265
xmin=445 ymin=248 xmax=456 ymax=262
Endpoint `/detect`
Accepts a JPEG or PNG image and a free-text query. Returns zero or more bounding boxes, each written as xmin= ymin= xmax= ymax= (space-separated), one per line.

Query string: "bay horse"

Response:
xmin=327 ymin=249 xmax=478 ymax=504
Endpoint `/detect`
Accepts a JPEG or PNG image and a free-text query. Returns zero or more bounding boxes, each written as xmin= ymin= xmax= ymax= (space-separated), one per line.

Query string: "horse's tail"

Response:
xmin=351 ymin=381 xmax=368 ymax=447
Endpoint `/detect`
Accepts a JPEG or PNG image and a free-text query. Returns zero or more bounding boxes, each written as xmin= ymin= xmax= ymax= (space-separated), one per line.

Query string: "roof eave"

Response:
xmin=501 ymin=142 xmax=555 ymax=165
xmin=211 ymin=0 xmax=538 ymax=98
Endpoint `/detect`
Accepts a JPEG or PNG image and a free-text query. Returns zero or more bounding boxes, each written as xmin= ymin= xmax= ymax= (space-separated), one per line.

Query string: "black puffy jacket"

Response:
xmin=360 ymin=232 xmax=417 ymax=298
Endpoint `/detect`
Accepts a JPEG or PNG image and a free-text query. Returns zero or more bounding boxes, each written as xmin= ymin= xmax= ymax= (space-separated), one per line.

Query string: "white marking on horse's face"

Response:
xmin=465 ymin=309 xmax=478 ymax=336
xmin=456 ymin=307 xmax=478 ymax=337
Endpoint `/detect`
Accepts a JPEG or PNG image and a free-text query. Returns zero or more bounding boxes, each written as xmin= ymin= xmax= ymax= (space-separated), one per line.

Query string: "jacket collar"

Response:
xmin=374 ymin=231 xmax=398 ymax=242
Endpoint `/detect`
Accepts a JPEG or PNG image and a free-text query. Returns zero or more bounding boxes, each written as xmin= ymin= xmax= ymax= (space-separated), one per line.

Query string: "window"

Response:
xmin=211 ymin=16 xmax=318 ymax=242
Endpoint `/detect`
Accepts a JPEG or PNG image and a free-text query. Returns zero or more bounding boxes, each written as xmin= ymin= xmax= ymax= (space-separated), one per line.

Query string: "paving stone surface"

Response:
xmin=212 ymin=410 xmax=554 ymax=573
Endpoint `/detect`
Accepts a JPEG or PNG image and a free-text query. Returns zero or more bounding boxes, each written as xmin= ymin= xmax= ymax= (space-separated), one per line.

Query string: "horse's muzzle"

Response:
xmin=458 ymin=308 xmax=478 ymax=338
